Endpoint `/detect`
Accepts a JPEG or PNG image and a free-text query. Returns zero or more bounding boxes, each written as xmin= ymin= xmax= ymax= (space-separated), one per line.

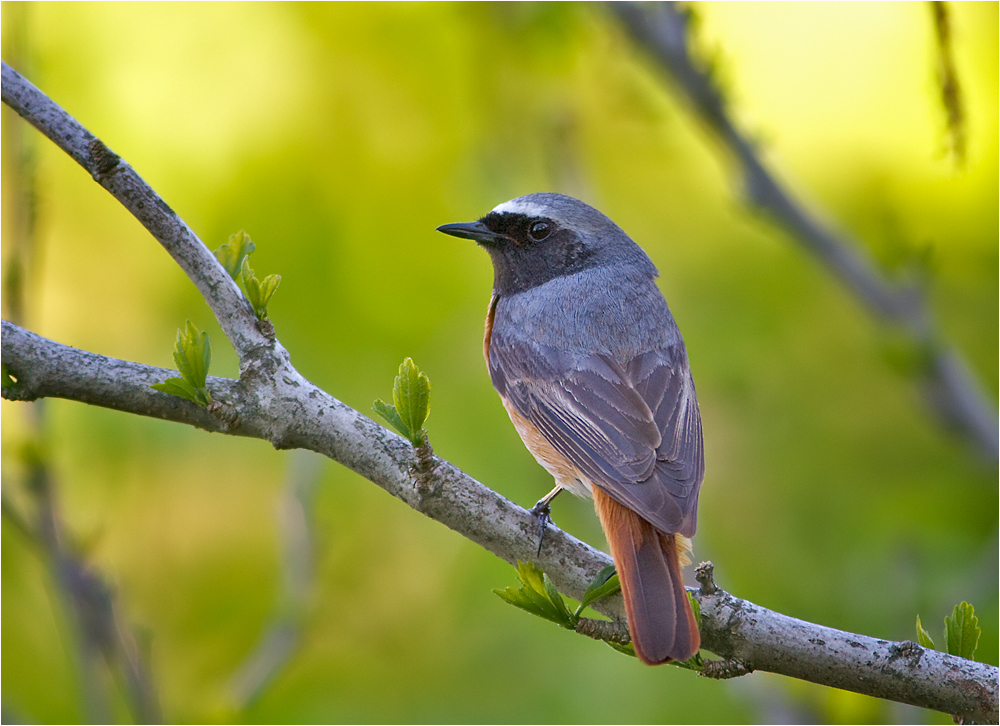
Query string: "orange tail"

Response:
xmin=592 ymin=487 xmax=700 ymax=665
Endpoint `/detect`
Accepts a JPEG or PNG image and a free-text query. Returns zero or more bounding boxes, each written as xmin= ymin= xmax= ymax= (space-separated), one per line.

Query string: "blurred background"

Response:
xmin=2 ymin=3 xmax=996 ymax=723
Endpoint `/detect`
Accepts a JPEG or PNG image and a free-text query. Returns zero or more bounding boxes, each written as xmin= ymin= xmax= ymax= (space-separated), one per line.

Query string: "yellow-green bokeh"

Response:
xmin=2 ymin=3 xmax=996 ymax=723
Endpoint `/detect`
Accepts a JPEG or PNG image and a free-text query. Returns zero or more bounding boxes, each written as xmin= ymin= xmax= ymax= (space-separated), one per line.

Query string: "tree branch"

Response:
xmin=0 ymin=62 xmax=264 ymax=361
xmin=608 ymin=2 xmax=998 ymax=463
xmin=4 ymin=317 xmax=997 ymax=723
xmin=2 ymin=60 xmax=997 ymax=723
xmin=1 ymin=318 xmax=612 ymax=606
xmin=694 ymin=563 xmax=996 ymax=721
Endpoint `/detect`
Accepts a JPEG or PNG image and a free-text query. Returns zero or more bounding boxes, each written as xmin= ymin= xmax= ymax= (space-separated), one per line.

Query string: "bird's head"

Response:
xmin=437 ymin=193 xmax=656 ymax=296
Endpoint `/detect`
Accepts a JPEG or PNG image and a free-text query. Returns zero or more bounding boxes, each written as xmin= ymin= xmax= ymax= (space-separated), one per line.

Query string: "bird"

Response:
xmin=437 ymin=193 xmax=704 ymax=665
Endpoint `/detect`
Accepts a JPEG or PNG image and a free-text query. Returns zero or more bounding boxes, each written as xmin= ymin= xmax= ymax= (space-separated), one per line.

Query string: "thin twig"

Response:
xmin=700 ymin=658 xmax=752 ymax=680
xmin=608 ymin=3 xmax=997 ymax=462
xmin=575 ymin=616 xmax=630 ymax=644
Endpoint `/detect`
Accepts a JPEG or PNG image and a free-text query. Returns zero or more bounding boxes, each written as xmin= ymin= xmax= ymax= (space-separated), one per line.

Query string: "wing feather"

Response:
xmin=490 ymin=338 xmax=703 ymax=535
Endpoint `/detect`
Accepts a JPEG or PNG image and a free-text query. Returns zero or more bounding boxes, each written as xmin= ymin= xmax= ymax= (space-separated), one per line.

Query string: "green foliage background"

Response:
xmin=2 ymin=3 xmax=996 ymax=723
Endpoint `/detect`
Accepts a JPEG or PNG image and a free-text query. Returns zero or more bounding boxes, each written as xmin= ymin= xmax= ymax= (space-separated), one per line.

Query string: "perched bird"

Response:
xmin=438 ymin=193 xmax=704 ymax=664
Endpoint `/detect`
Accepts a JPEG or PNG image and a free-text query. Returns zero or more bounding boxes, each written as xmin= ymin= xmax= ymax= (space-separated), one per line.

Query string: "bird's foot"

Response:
xmin=528 ymin=498 xmax=554 ymax=556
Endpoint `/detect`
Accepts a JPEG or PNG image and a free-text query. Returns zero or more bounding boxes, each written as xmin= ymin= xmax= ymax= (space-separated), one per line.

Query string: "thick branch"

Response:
xmin=0 ymin=321 xmax=241 ymax=434
xmin=695 ymin=563 xmax=997 ymax=721
xmin=0 ymin=62 xmax=264 ymax=361
xmin=3 ymin=320 xmax=997 ymax=723
xmin=1 ymin=319 xmax=613 ymax=603
xmin=609 ymin=3 xmax=998 ymax=462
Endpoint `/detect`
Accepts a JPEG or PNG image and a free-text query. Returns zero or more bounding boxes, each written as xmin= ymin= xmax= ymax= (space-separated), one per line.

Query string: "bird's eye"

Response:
xmin=528 ymin=220 xmax=552 ymax=241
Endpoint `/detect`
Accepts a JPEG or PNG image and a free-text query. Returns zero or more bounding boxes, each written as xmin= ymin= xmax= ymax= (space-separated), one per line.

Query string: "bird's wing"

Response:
xmin=490 ymin=339 xmax=703 ymax=535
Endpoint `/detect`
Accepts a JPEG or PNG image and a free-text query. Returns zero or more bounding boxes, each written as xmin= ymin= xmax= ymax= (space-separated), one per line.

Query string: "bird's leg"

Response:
xmin=528 ymin=486 xmax=563 ymax=555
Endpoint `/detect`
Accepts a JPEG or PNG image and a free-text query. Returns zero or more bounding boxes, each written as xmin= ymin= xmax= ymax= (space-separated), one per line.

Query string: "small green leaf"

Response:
xmin=151 ymin=377 xmax=202 ymax=404
xmin=214 ymin=230 xmax=255 ymax=279
xmin=493 ymin=585 xmax=568 ymax=626
xmin=372 ymin=399 xmax=411 ymax=440
xmin=373 ymin=359 xmax=432 ymax=447
xmin=493 ymin=586 xmax=562 ymax=624
xmin=258 ymin=274 xmax=281 ymax=309
xmin=944 ymin=602 xmax=980 ymax=660
xmin=915 ymin=615 xmax=936 ymax=649
xmin=216 ymin=230 xmax=280 ymax=319
xmin=239 ymin=258 xmax=279 ymax=320
xmin=174 ymin=321 xmax=211 ymax=390
xmin=516 ymin=563 xmax=574 ymax=629
xmin=688 ymin=591 xmax=702 ymax=630
xmin=240 ymin=258 xmax=262 ymax=316
xmin=151 ymin=321 xmax=212 ymax=406
xmin=494 ymin=561 xmax=575 ymax=629
xmin=542 ymin=571 xmax=574 ymax=626
xmin=393 ymin=358 xmax=430 ymax=445
xmin=576 ymin=565 xmax=620 ymax=615
xmin=514 ymin=560 xmax=548 ymax=597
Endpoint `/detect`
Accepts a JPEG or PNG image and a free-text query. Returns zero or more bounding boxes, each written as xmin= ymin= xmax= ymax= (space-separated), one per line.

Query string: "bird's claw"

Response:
xmin=528 ymin=499 xmax=554 ymax=555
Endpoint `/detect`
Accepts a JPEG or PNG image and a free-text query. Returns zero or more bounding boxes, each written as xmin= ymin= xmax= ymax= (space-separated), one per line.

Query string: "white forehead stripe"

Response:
xmin=491 ymin=199 xmax=550 ymax=218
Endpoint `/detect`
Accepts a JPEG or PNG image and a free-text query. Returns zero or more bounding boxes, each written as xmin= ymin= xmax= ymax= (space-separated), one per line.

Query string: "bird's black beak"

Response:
xmin=436 ymin=221 xmax=505 ymax=245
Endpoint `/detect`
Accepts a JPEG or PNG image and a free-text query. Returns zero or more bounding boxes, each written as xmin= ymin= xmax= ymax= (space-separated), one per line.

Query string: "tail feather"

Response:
xmin=593 ymin=487 xmax=700 ymax=665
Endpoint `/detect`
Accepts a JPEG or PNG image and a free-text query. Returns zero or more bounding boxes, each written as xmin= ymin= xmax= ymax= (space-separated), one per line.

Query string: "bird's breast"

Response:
xmin=501 ymin=397 xmax=593 ymax=499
